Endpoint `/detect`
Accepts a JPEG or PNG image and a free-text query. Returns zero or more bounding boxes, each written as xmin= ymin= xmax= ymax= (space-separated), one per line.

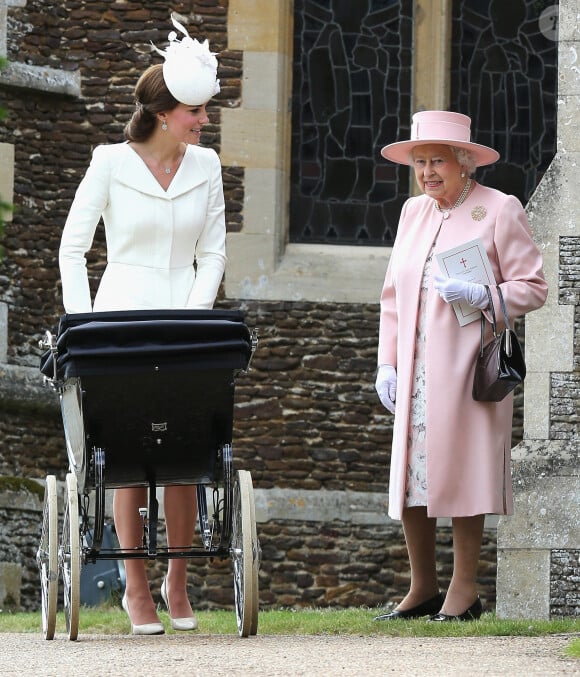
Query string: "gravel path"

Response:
xmin=0 ymin=633 xmax=578 ymax=676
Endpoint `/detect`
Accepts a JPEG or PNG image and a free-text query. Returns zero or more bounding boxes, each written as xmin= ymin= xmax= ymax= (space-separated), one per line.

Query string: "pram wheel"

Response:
xmin=60 ymin=472 xmax=81 ymax=640
xmin=232 ymin=469 xmax=259 ymax=637
xmin=37 ymin=475 xmax=58 ymax=640
xmin=248 ymin=474 xmax=259 ymax=636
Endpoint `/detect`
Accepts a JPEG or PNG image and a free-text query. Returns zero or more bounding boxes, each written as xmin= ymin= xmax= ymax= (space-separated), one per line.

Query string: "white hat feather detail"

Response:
xmin=151 ymin=13 xmax=220 ymax=106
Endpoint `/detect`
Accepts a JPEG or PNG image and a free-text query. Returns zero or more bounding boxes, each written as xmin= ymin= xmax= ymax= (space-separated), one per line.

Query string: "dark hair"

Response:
xmin=124 ymin=64 xmax=179 ymax=142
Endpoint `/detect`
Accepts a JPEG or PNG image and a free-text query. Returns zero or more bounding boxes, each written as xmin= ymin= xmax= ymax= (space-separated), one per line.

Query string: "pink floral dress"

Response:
xmin=404 ymin=237 xmax=438 ymax=507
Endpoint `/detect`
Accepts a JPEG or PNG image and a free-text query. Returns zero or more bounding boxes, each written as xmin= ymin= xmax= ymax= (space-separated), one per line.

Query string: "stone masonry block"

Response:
xmin=0 ymin=562 xmax=21 ymax=611
xmin=496 ymin=549 xmax=550 ymax=619
xmin=498 ymin=475 xmax=580 ymax=549
xmin=0 ymin=143 xmax=14 ymax=222
xmin=243 ymin=52 xmax=290 ymax=111
xmin=221 ymin=109 xmax=283 ymax=169
xmin=228 ymin=0 xmax=290 ymax=53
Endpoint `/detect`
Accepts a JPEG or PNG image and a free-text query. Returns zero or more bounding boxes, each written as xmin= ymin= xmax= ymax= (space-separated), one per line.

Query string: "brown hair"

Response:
xmin=124 ymin=64 xmax=179 ymax=142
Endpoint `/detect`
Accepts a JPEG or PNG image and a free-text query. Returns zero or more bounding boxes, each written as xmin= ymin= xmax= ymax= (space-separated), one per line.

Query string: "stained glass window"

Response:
xmin=290 ymin=0 xmax=413 ymax=246
xmin=450 ymin=0 xmax=558 ymax=204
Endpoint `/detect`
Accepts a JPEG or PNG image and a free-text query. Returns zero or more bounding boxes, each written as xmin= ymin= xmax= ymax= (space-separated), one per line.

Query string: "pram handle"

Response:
xmin=244 ymin=327 xmax=259 ymax=373
xmin=38 ymin=330 xmax=59 ymax=386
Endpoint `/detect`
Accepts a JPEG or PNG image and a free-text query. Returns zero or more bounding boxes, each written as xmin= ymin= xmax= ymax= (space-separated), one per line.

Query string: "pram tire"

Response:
xmin=232 ymin=469 xmax=259 ymax=637
xmin=247 ymin=474 xmax=259 ymax=636
xmin=37 ymin=475 xmax=58 ymax=640
xmin=61 ymin=472 xmax=81 ymax=640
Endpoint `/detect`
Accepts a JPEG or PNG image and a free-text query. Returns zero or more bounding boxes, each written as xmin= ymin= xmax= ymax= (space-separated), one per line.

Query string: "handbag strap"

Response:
xmin=496 ymin=285 xmax=512 ymax=331
xmin=479 ymin=285 xmax=515 ymax=357
xmin=496 ymin=285 xmax=513 ymax=357
xmin=479 ymin=285 xmax=496 ymax=356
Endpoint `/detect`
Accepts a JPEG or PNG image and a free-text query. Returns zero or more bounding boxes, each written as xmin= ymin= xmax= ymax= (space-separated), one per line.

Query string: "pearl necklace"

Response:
xmin=434 ymin=178 xmax=472 ymax=219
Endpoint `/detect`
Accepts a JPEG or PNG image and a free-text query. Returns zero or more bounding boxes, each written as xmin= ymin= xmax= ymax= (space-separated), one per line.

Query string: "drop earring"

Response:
xmin=162 ymin=120 xmax=168 ymax=131
xmin=461 ymin=171 xmax=465 ymax=178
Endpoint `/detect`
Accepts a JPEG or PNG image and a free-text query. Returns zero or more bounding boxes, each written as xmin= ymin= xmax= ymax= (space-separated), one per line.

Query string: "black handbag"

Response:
xmin=472 ymin=285 xmax=526 ymax=402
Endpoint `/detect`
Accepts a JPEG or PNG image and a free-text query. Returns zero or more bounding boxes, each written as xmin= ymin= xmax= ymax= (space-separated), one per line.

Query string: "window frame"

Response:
xmin=223 ymin=0 xmax=451 ymax=303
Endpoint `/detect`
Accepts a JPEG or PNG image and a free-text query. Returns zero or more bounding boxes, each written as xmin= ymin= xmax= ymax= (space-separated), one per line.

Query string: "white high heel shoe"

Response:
xmin=122 ymin=594 xmax=165 ymax=635
xmin=160 ymin=577 xmax=198 ymax=631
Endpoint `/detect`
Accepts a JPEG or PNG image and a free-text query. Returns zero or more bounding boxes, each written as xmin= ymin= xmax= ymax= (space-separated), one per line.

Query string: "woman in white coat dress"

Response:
xmin=374 ymin=111 xmax=547 ymax=622
xmin=59 ymin=17 xmax=225 ymax=635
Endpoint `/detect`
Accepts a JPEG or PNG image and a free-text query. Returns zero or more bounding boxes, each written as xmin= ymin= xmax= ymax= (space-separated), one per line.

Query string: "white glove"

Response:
xmin=375 ymin=364 xmax=397 ymax=414
xmin=433 ymin=274 xmax=488 ymax=309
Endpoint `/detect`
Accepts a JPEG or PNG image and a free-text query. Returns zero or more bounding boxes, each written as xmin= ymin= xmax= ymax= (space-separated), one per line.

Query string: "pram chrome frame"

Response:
xmin=36 ymin=310 xmax=260 ymax=640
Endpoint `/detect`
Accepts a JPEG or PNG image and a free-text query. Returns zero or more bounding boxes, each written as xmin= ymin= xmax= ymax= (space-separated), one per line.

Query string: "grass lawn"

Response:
xmin=0 ymin=606 xmax=579 ymax=653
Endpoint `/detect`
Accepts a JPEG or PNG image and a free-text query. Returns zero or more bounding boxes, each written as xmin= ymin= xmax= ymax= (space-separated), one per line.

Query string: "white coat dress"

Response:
xmin=59 ymin=142 xmax=226 ymax=313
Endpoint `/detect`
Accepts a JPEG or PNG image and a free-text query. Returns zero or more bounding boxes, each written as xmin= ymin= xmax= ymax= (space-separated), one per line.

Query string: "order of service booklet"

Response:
xmin=435 ymin=238 xmax=496 ymax=326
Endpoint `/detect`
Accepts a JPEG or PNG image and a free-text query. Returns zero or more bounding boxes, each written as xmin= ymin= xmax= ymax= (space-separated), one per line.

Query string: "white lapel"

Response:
xmin=113 ymin=143 xmax=208 ymax=199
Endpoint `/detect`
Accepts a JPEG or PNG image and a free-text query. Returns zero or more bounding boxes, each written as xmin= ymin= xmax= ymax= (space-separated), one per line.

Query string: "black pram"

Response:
xmin=36 ymin=309 xmax=260 ymax=640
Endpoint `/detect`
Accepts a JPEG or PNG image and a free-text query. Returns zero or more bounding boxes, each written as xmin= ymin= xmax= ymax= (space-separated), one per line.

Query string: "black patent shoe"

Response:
xmin=429 ymin=597 xmax=483 ymax=622
xmin=374 ymin=592 xmax=445 ymax=621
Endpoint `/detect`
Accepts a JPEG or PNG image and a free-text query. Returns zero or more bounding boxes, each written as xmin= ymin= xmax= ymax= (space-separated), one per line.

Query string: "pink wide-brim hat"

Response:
xmin=381 ymin=111 xmax=499 ymax=167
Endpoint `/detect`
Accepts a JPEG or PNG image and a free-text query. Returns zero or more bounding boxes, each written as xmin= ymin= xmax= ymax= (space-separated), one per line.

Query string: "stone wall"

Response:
xmin=0 ymin=295 xmax=505 ymax=612
xmin=0 ymin=480 xmax=45 ymax=611
xmin=0 ymin=0 xmax=521 ymax=613
xmin=0 ymin=292 xmax=504 ymax=612
xmin=0 ymin=482 xmax=500 ymax=612
xmin=0 ymin=0 xmax=240 ymax=366
xmin=551 ymin=550 xmax=580 ymax=617
xmin=496 ymin=0 xmax=580 ymax=619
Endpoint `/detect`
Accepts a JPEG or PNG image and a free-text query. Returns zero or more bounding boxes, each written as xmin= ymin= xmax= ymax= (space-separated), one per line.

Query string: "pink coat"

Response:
xmin=378 ymin=183 xmax=547 ymax=520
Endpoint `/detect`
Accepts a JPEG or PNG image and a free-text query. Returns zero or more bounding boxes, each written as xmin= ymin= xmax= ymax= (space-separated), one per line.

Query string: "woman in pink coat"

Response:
xmin=374 ymin=111 xmax=547 ymax=621
xmin=59 ymin=16 xmax=225 ymax=635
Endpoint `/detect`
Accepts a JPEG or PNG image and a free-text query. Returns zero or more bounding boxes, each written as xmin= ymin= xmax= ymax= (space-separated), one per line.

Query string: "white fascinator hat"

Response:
xmin=152 ymin=13 xmax=220 ymax=106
